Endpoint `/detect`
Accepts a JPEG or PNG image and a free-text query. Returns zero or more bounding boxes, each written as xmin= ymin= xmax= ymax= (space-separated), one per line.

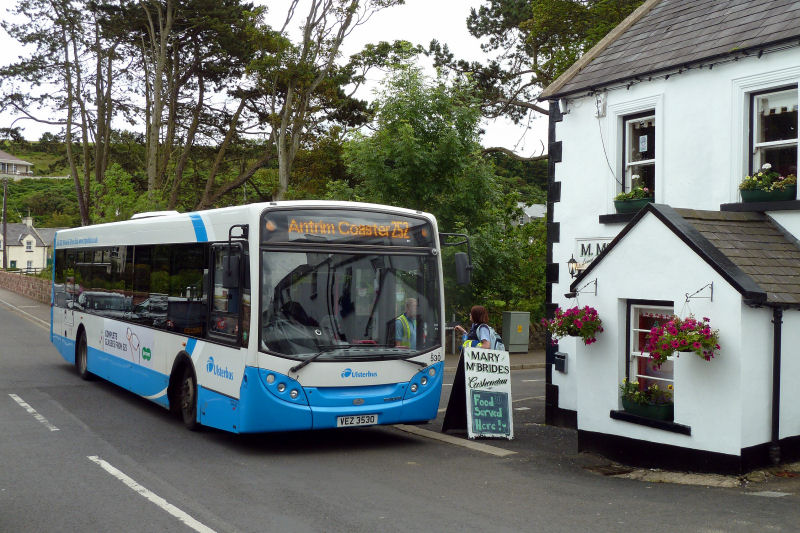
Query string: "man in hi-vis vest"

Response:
xmin=395 ymin=298 xmax=417 ymax=349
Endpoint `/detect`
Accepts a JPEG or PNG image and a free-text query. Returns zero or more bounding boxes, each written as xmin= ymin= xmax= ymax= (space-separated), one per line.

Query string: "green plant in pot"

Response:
xmin=619 ymin=378 xmax=674 ymax=421
xmin=614 ymin=175 xmax=654 ymax=213
xmin=739 ymin=163 xmax=797 ymax=202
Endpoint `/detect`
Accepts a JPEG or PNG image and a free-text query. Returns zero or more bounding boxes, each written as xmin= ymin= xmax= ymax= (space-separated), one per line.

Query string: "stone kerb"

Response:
xmin=0 ymin=270 xmax=50 ymax=304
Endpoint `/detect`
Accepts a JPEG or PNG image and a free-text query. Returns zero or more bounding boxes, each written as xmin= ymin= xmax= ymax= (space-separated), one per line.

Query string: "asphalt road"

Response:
xmin=2 ymin=298 xmax=800 ymax=532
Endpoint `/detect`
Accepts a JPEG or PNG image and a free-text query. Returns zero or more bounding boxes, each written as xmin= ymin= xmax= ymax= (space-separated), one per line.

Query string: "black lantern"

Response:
xmin=567 ymin=255 xmax=578 ymax=278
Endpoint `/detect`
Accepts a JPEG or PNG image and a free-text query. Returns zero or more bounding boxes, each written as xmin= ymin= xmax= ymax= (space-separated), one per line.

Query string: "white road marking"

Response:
xmin=521 ymin=379 xmax=543 ymax=382
xmin=514 ymin=407 xmax=531 ymax=411
xmin=748 ymin=491 xmax=791 ymax=498
xmin=0 ymin=297 xmax=49 ymax=329
xmin=87 ymin=456 xmax=217 ymax=533
xmin=9 ymin=394 xmax=59 ymax=431
xmin=513 ymin=396 xmax=545 ymax=402
xmin=393 ymin=425 xmax=516 ymax=457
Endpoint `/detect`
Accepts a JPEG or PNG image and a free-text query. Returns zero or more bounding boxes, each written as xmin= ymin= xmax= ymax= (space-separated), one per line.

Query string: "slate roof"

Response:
xmin=3 ymin=223 xmax=45 ymax=247
xmin=675 ymin=209 xmax=800 ymax=305
xmin=571 ymin=204 xmax=800 ymax=306
xmin=0 ymin=149 xmax=32 ymax=166
xmin=542 ymin=0 xmax=800 ymax=99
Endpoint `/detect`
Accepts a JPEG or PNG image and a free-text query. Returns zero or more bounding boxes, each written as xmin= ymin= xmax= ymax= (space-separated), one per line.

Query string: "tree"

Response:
xmin=430 ymin=0 xmax=644 ymax=132
xmin=326 ymin=65 xmax=544 ymax=320
xmin=1 ymin=0 xmax=128 ymax=225
xmin=336 ymin=66 xmax=500 ymax=231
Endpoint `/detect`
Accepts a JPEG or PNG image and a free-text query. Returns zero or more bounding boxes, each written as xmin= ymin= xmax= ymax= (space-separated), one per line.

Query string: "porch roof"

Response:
xmin=571 ymin=204 xmax=800 ymax=306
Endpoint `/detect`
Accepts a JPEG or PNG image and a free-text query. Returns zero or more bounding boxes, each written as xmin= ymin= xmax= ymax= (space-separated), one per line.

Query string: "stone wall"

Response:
xmin=0 ymin=270 xmax=50 ymax=304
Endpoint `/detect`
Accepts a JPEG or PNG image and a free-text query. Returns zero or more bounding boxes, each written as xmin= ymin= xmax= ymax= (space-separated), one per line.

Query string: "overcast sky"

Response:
xmin=0 ymin=0 xmax=546 ymax=155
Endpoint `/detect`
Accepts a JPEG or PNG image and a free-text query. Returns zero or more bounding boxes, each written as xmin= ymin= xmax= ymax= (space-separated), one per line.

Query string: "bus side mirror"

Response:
xmin=455 ymin=252 xmax=471 ymax=285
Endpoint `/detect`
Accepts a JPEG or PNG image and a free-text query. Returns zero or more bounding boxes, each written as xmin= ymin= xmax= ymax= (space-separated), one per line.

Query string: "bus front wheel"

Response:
xmin=76 ymin=332 xmax=93 ymax=381
xmin=180 ymin=366 xmax=200 ymax=431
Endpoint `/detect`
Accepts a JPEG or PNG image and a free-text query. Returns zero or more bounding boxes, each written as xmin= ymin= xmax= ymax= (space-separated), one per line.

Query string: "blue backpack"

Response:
xmin=480 ymin=324 xmax=505 ymax=351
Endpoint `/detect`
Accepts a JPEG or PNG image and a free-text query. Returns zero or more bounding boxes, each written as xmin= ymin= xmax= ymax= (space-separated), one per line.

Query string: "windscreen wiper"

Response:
xmin=346 ymin=351 xmax=428 ymax=367
xmin=289 ymin=344 xmax=372 ymax=373
xmin=290 ymin=345 xmax=340 ymax=374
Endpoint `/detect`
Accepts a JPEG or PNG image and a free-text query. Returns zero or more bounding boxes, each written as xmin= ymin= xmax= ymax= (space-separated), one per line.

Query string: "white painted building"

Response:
xmin=1 ymin=217 xmax=61 ymax=273
xmin=539 ymin=0 xmax=800 ymax=473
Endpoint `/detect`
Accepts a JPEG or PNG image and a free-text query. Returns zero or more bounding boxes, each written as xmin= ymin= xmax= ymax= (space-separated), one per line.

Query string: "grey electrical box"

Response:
xmin=502 ymin=311 xmax=530 ymax=353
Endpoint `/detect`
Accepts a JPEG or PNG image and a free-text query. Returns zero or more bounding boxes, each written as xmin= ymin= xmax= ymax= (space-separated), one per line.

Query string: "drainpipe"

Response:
xmin=769 ymin=306 xmax=783 ymax=465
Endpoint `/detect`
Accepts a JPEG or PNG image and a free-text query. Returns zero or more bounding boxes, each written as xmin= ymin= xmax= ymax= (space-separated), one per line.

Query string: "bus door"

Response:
xmin=60 ymin=250 xmax=76 ymax=339
xmin=209 ymin=243 xmax=247 ymax=345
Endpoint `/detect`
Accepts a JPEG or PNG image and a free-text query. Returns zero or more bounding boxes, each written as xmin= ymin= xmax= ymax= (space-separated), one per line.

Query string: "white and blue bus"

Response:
xmin=51 ymin=201 xmax=451 ymax=433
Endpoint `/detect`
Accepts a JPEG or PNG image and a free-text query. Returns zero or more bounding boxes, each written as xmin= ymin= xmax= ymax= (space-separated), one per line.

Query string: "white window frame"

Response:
xmin=750 ymin=86 xmax=798 ymax=174
xmin=25 ymin=240 xmax=33 ymax=252
xmin=627 ymin=302 xmax=674 ymax=391
xmin=731 ymin=68 xmax=800 ymax=202
xmin=605 ymin=94 xmax=664 ymax=208
xmin=623 ymin=111 xmax=656 ymax=193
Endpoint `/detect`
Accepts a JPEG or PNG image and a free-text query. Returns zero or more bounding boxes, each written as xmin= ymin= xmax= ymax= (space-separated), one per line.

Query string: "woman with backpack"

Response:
xmin=454 ymin=305 xmax=493 ymax=350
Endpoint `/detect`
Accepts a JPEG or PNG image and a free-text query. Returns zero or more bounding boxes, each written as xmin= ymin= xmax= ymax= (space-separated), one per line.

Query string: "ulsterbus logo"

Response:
xmin=206 ymin=357 xmax=234 ymax=380
xmin=341 ymin=368 xmax=378 ymax=379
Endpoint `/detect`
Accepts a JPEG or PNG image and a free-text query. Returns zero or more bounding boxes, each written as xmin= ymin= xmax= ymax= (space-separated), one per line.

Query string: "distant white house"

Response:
xmin=516 ymin=203 xmax=546 ymax=225
xmin=1 ymin=217 xmax=63 ymax=272
xmin=0 ymin=150 xmax=33 ymax=179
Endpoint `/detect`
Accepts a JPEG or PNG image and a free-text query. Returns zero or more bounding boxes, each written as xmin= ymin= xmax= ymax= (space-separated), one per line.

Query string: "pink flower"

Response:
xmin=692 ymin=341 xmax=702 ymax=349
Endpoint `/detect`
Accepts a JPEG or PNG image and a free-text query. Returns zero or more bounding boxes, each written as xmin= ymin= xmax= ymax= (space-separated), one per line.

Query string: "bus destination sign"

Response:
xmin=261 ymin=209 xmax=433 ymax=247
xmin=286 ymin=218 xmax=411 ymax=240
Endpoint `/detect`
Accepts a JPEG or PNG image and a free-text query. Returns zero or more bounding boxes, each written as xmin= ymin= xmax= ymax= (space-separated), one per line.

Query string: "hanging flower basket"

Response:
xmin=543 ymin=306 xmax=604 ymax=345
xmin=643 ymin=314 xmax=720 ymax=367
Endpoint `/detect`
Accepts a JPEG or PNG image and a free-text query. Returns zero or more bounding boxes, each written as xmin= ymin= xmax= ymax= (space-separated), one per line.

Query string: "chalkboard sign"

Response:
xmin=464 ymin=347 xmax=513 ymax=439
xmin=470 ymin=390 xmax=511 ymax=436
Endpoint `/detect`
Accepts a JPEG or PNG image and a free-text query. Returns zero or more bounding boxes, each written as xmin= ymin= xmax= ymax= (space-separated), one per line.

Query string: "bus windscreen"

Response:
xmin=261 ymin=209 xmax=434 ymax=247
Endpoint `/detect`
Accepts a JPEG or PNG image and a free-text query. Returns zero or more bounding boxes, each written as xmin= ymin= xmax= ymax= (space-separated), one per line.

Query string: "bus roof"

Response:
xmin=54 ymin=200 xmax=437 ymax=249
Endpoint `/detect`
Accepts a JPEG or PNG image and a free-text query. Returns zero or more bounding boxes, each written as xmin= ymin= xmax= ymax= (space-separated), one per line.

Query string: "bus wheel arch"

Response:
xmin=169 ymin=353 xmax=200 ymax=431
xmin=75 ymin=325 xmax=94 ymax=380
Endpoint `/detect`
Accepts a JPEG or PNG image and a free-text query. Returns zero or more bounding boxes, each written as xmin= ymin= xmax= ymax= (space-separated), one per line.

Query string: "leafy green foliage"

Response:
xmin=339 ymin=66 xmax=499 ymax=231
xmin=328 ymin=66 xmax=546 ymax=322
xmin=2 ymin=177 xmax=79 ymax=227
xmin=430 ymin=0 xmax=645 ymax=122
xmin=90 ymin=164 xmax=162 ymax=223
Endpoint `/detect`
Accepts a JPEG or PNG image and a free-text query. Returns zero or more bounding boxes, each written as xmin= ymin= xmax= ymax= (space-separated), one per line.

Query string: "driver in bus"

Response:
xmin=395 ymin=298 xmax=417 ymax=349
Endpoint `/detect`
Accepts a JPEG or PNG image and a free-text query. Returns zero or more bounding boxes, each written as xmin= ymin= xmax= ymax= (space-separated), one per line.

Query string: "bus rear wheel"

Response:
xmin=180 ymin=366 xmax=200 ymax=431
xmin=76 ymin=332 xmax=93 ymax=380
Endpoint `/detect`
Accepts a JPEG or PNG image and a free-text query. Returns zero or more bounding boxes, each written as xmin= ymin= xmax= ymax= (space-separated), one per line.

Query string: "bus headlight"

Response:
xmin=428 ymin=367 xmax=436 ymax=377
xmin=290 ymin=389 xmax=299 ymax=399
xmin=277 ymin=383 xmax=286 ymax=393
xmin=420 ymin=377 xmax=428 ymax=386
xmin=410 ymin=383 xmax=418 ymax=393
